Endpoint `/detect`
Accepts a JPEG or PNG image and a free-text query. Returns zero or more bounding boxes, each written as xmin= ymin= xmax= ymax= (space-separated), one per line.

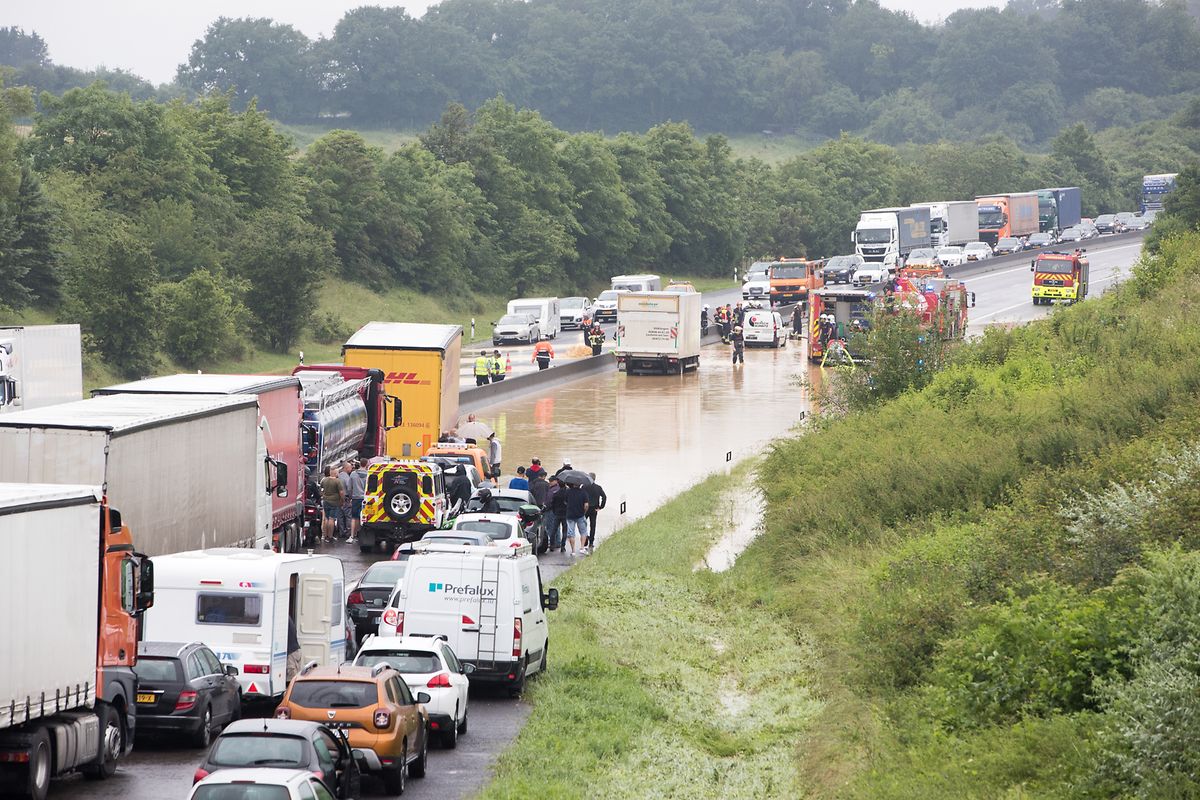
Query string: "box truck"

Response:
xmin=614 ymin=291 xmax=702 ymax=375
xmin=94 ymin=374 xmax=305 ymax=553
xmin=0 ymin=484 xmax=153 ymax=799
xmin=0 ymin=393 xmax=270 ymax=556
xmin=0 ymin=324 xmax=83 ymax=414
xmin=1037 ymin=187 xmax=1082 ymax=234
xmin=506 ymin=297 xmax=561 ymax=340
xmin=342 ymin=323 xmax=462 ymax=459
xmin=143 ymin=549 xmax=346 ymax=702
xmin=975 ymin=193 xmax=1039 ymax=245
xmin=912 ymin=202 xmax=978 ymax=248
xmin=852 ymin=206 xmax=933 ymax=264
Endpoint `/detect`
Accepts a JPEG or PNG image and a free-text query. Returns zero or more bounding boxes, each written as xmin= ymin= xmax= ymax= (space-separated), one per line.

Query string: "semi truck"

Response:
xmin=0 ymin=484 xmax=153 ymax=800
xmin=1036 ymin=187 xmax=1082 ymax=234
xmin=93 ymin=374 xmax=306 ymax=553
xmin=1141 ymin=173 xmax=1178 ymax=213
xmin=614 ymin=291 xmax=702 ymax=375
xmin=975 ymin=193 xmax=1039 ymax=246
xmin=0 ymin=393 xmax=270 ymax=556
xmin=912 ymin=201 xmax=978 ymax=248
xmin=0 ymin=325 xmax=83 ymax=414
xmin=342 ymin=323 xmax=462 ymax=459
xmin=1031 ymin=251 xmax=1090 ymax=306
xmin=852 ymin=206 xmax=933 ymax=264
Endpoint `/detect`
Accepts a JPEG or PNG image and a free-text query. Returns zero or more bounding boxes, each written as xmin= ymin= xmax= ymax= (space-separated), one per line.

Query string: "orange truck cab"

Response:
xmin=769 ymin=258 xmax=825 ymax=307
xmin=1031 ymin=251 xmax=1090 ymax=306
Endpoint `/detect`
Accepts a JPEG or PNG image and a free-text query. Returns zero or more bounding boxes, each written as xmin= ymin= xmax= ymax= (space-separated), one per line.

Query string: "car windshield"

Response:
xmin=856 ymin=228 xmax=892 ymax=244
xmin=498 ymin=315 xmax=530 ymax=325
xmin=561 ymin=297 xmax=585 ymax=308
xmin=1037 ymin=259 xmax=1075 ymax=275
xmin=356 ymin=649 xmax=442 ymax=673
xmin=1030 ymin=234 xmax=1050 ymax=243
xmin=1096 ymin=215 xmax=1115 ymax=223
xmin=207 ymin=734 xmax=307 ymax=767
xmin=362 ymin=562 xmax=407 ymax=586
xmin=909 ymin=249 xmax=935 ymax=259
xmin=937 ymin=248 xmax=961 ymax=256
xmin=597 ymin=291 xmax=620 ymax=301
xmin=998 ymin=239 xmax=1019 ymax=247
xmin=965 ymin=243 xmax=988 ymax=251
xmin=770 ymin=265 xmax=808 ymax=279
xmin=456 ymin=520 xmax=514 ymax=539
xmin=192 ymin=786 xmax=292 ymax=800
xmin=133 ymin=657 xmax=181 ymax=683
xmin=288 ymin=680 xmax=377 ymax=709
xmin=825 ymin=256 xmax=861 ymax=269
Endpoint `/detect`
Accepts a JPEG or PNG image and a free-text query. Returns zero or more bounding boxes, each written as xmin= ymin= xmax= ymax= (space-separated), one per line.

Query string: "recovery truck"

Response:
xmin=1031 ymin=250 xmax=1090 ymax=306
xmin=614 ymin=291 xmax=702 ymax=375
xmin=0 ymin=484 xmax=153 ymax=800
xmin=768 ymin=258 xmax=824 ymax=307
xmin=975 ymin=193 xmax=1039 ymax=246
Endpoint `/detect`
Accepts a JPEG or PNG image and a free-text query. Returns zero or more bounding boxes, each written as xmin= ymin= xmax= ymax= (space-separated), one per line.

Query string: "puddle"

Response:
xmin=698 ymin=483 xmax=765 ymax=573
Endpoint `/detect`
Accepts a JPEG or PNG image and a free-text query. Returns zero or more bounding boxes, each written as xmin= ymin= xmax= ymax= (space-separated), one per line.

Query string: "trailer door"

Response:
xmin=297 ymin=573 xmax=334 ymax=665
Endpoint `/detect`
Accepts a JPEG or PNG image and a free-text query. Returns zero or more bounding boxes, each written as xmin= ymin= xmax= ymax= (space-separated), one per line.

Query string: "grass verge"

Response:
xmin=479 ymin=462 xmax=820 ymax=799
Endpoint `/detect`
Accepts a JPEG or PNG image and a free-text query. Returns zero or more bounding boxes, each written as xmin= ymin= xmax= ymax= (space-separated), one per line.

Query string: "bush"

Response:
xmin=157 ymin=268 xmax=248 ymax=368
xmin=310 ymin=311 xmax=351 ymax=344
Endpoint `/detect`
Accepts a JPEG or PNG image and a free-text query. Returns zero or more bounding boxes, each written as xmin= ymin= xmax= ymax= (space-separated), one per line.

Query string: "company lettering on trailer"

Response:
xmin=383 ymin=372 xmax=432 ymax=386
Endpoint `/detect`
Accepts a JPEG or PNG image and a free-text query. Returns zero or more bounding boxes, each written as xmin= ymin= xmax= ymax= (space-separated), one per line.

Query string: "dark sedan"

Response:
xmin=347 ymin=560 xmax=408 ymax=642
xmin=194 ymin=719 xmax=362 ymax=800
xmin=134 ymin=641 xmax=241 ymax=747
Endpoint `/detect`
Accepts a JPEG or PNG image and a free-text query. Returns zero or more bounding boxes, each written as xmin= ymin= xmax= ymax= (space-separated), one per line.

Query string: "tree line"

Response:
xmin=1 ymin=81 xmax=1197 ymax=378
xmin=5 ymin=0 xmax=1200 ymax=145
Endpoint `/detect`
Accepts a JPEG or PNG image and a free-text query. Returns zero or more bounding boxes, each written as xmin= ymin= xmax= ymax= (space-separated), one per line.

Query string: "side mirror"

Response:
xmin=136 ymin=556 xmax=155 ymax=611
xmin=543 ymin=587 xmax=560 ymax=611
xmin=225 ymin=665 xmax=240 ymax=677
xmin=274 ymin=461 xmax=289 ymax=497
xmin=462 ymin=663 xmax=477 ymax=675
xmin=970 ymin=292 xmax=976 ymax=308
xmin=416 ymin=692 xmax=431 ymax=704
xmin=1030 ymin=261 xmax=1036 ymax=272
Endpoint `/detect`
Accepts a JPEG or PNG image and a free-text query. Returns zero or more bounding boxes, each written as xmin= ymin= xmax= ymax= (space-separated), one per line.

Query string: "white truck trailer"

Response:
xmin=912 ymin=201 xmax=978 ymax=248
xmin=0 ymin=324 xmax=83 ymax=414
xmin=0 ymin=484 xmax=153 ymax=800
xmin=613 ymin=291 xmax=702 ymax=375
xmin=0 ymin=393 xmax=270 ymax=556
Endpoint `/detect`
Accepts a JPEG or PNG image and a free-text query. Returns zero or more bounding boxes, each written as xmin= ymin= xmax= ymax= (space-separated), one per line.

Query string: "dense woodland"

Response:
xmin=5 ymin=0 xmax=1200 ymax=143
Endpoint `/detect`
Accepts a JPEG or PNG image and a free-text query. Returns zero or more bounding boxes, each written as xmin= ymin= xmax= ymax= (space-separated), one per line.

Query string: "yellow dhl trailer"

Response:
xmin=342 ymin=322 xmax=463 ymax=458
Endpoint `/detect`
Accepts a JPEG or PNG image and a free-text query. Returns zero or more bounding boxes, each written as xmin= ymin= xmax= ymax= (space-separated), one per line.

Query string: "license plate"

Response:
xmin=136 ymin=693 xmax=156 ymax=704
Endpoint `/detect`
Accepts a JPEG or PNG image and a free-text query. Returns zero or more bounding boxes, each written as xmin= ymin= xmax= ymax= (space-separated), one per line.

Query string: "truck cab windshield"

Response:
xmin=771 ymin=265 xmax=808 ymax=279
xmin=856 ymin=229 xmax=892 ymax=244
xmin=978 ymin=210 xmax=1006 ymax=228
xmin=1037 ymin=260 xmax=1075 ymax=275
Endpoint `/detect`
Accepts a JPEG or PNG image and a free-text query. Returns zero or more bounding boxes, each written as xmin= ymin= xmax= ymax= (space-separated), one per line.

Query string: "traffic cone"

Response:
xmin=505 ymin=353 xmax=513 ymax=373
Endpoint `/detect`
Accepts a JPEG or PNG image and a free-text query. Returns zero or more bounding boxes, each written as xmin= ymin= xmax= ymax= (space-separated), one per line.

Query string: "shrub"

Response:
xmin=311 ymin=311 xmax=350 ymax=344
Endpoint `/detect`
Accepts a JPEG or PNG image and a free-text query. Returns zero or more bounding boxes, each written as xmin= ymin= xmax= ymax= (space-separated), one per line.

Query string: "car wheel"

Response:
xmin=508 ymin=661 xmax=527 ymax=699
xmin=21 ymin=729 xmax=51 ymax=800
xmin=409 ymin=732 xmax=427 ymax=778
xmin=191 ymin=707 xmax=212 ymax=749
xmin=83 ymin=703 xmax=122 ymax=778
xmin=382 ymin=744 xmax=405 ymax=795
xmin=458 ymin=705 xmax=468 ymax=734
xmin=443 ymin=707 xmax=458 ymax=749
xmin=230 ymin=691 xmax=242 ymax=722
xmin=539 ymin=645 xmax=548 ymax=676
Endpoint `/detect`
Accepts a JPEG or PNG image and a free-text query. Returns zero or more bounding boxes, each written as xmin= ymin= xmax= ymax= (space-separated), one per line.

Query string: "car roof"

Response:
xmin=220 ymin=718 xmax=327 ymax=737
xmin=138 ymin=641 xmax=198 ymax=658
xmin=494 ymin=488 xmax=531 ymax=499
xmin=195 ymin=767 xmax=313 ymax=785
xmin=359 ymin=634 xmax=447 ymax=654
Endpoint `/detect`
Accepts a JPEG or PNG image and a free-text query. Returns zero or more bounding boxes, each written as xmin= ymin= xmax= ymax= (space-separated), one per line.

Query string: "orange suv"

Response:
xmin=276 ymin=663 xmax=430 ymax=795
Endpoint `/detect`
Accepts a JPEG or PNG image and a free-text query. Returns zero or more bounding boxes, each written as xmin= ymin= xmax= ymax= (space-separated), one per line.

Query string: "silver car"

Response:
xmin=492 ymin=313 xmax=540 ymax=344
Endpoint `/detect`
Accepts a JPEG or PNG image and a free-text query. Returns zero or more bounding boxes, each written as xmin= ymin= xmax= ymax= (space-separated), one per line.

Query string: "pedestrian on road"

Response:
xmin=319 ymin=466 xmax=343 ymax=543
xmin=532 ymin=340 xmax=555 ymax=370
xmin=508 ymin=466 xmax=529 ymax=490
xmin=554 ymin=459 xmax=573 ymax=477
xmin=487 ymin=431 xmax=502 ymax=479
xmin=528 ymin=457 xmax=545 ymax=481
xmin=338 ymin=461 xmax=355 ymax=540
xmin=734 ymin=301 xmax=746 ymax=327
xmin=791 ymin=305 xmax=804 ymax=337
xmin=474 ymin=350 xmax=491 ymax=386
xmin=731 ymin=325 xmax=745 ymax=366
xmin=528 ymin=469 xmax=549 ymax=507
xmin=546 ymin=476 xmax=568 ymax=552
xmin=584 ymin=473 xmax=606 ymax=552
xmin=490 ymin=350 xmax=506 ymax=382
xmin=588 ymin=325 xmax=605 ymax=356
xmin=286 ymin=618 xmax=302 ymax=683
xmin=564 ymin=482 xmax=590 ymax=557
xmin=701 ymin=305 xmax=710 ymax=336
xmin=448 ymin=468 xmax=473 ymax=513
xmin=348 ymin=459 xmax=367 ymax=544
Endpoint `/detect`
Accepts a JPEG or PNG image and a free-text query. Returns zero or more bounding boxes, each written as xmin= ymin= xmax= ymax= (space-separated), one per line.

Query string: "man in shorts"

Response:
xmin=348 ymin=460 xmax=367 ymax=544
xmin=320 ymin=465 xmax=343 ymax=543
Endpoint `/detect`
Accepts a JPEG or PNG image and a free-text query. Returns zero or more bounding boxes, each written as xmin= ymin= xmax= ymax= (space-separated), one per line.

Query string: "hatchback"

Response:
xmin=188 ymin=768 xmax=338 ymax=800
xmin=134 ymin=641 xmax=241 ymax=748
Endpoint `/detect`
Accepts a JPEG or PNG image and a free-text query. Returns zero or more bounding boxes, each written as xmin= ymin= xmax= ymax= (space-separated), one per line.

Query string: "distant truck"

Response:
xmin=0 ymin=484 xmax=153 ymax=800
xmin=852 ymin=206 xmax=933 ymax=265
xmin=94 ymin=374 xmax=306 ymax=553
xmin=1141 ymin=173 xmax=1179 ymax=213
xmin=975 ymin=193 xmax=1039 ymax=246
xmin=506 ymin=297 xmax=561 ymax=340
xmin=912 ymin=202 xmax=978 ymax=248
xmin=0 ymin=324 xmax=83 ymax=414
xmin=611 ymin=274 xmax=662 ymax=292
xmin=1031 ymin=250 xmax=1090 ymax=306
xmin=343 ymin=322 xmax=462 ymax=459
xmin=0 ymin=393 xmax=271 ymax=556
xmin=1036 ymin=187 xmax=1082 ymax=234
xmin=614 ymin=291 xmax=702 ymax=375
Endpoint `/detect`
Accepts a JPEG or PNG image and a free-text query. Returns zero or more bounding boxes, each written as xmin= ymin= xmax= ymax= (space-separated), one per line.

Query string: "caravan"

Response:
xmin=505 ymin=297 xmax=561 ymax=340
xmin=143 ymin=549 xmax=346 ymax=701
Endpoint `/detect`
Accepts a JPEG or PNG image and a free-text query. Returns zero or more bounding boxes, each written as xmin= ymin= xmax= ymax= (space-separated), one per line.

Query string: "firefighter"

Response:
xmin=731 ymin=325 xmax=745 ymax=366
xmin=532 ymin=339 xmax=555 ymax=370
xmin=588 ymin=324 xmax=606 ymax=356
xmin=474 ymin=350 xmax=491 ymax=386
xmin=490 ymin=349 xmax=506 ymax=382
xmin=701 ymin=304 xmax=710 ymax=336
xmin=715 ymin=305 xmax=730 ymax=343
xmin=790 ymin=305 xmax=803 ymax=337
xmin=733 ymin=301 xmax=746 ymax=327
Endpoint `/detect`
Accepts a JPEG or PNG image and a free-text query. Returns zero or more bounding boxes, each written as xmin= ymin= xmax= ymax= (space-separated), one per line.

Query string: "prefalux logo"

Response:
xmin=428 ymin=581 xmax=496 ymax=597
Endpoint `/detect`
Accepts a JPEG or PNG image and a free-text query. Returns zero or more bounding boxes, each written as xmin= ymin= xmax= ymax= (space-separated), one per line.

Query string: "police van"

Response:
xmin=393 ymin=542 xmax=558 ymax=696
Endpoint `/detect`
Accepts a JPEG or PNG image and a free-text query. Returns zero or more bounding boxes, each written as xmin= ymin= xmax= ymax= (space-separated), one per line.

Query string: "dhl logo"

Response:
xmin=383 ymin=372 xmax=431 ymax=386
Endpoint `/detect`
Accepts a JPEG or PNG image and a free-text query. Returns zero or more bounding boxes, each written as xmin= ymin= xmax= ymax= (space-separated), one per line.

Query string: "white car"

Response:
xmin=492 ymin=313 xmax=540 ymax=345
xmin=742 ymin=310 xmax=787 ymax=347
xmin=592 ymin=289 xmax=625 ymax=322
xmin=936 ymin=246 xmax=965 ymax=267
xmin=452 ymin=513 xmax=525 ymax=544
xmin=741 ymin=263 xmax=771 ymax=301
xmin=962 ymin=242 xmax=993 ymax=262
xmin=189 ymin=768 xmax=338 ymax=800
xmin=852 ymin=262 xmax=892 ymax=284
xmin=905 ymin=248 xmax=939 ymax=268
xmin=355 ymin=635 xmax=473 ymax=748
xmin=559 ymin=296 xmax=593 ymax=329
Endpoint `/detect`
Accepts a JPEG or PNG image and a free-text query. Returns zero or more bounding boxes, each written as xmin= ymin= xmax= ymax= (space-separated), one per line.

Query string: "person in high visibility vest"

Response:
xmin=588 ymin=325 xmax=605 ymax=356
xmin=473 ymin=350 xmax=491 ymax=386
xmin=532 ymin=340 xmax=555 ymax=370
xmin=490 ymin=349 xmax=506 ymax=381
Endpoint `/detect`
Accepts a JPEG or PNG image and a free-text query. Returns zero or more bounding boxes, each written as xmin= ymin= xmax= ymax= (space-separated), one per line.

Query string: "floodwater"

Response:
xmin=470 ymin=341 xmax=816 ymax=542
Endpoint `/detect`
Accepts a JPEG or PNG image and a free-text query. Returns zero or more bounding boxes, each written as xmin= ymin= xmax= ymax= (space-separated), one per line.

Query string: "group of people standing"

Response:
xmin=318 ymin=459 xmax=368 ymax=544
xmin=516 ymin=458 xmax=607 ymax=557
xmin=473 ymin=350 xmax=510 ymax=386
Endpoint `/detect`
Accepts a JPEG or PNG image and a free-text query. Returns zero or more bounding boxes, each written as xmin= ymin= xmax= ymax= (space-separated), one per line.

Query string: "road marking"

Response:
xmin=973 ymin=269 xmax=1126 ymax=321
xmin=963 ymin=243 xmax=1143 ymax=285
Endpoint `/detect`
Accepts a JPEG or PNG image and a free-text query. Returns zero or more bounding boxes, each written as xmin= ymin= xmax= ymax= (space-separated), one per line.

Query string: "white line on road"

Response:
xmin=973 ymin=269 xmax=1126 ymax=322
xmin=963 ymin=243 xmax=1144 ymax=285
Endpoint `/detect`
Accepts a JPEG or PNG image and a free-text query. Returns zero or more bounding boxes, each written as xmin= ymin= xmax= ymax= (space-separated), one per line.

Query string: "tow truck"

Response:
xmin=769 ymin=257 xmax=824 ymax=308
xmin=1031 ymin=250 xmax=1090 ymax=306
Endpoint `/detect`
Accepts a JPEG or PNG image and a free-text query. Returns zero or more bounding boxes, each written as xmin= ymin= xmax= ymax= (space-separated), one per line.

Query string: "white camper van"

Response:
xmin=506 ymin=297 xmax=561 ymax=340
xmin=394 ymin=543 xmax=558 ymax=696
xmin=611 ymin=274 xmax=662 ymax=293
xmin=143 ymin=549 xmax=346 ymax=701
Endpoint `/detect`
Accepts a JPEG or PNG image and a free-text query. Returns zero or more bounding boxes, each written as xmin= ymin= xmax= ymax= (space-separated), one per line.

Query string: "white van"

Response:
xmin=143 ymin=549 xmax=346 ymax=701
xmin=743 ymin=309 xmax=787 ymax=348
xmin=611 ymin=274 xmax=662 ymax=293
xmin=506 ymin=297 xmax=561 ymax=340
xmin=394 ymin=542 xmax=558 ymax=696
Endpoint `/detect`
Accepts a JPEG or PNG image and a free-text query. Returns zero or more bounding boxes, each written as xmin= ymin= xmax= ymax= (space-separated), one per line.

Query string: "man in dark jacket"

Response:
xmin=529 ymin=471 xmax=549 ymax=508
xmin=584 ymin=473 xmax=607 ymax=552
xmin=545 ymin=476 xmax=569 ymax=552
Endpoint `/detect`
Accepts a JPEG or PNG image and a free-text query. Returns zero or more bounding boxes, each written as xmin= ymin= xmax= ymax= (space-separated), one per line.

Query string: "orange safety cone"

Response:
xmin=505 ymin=353 xmax=513 ymax=373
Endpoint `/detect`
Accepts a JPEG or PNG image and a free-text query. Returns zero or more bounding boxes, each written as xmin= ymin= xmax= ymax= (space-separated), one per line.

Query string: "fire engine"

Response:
xmin=1031 ymin=250 xmax=1090 ymax=305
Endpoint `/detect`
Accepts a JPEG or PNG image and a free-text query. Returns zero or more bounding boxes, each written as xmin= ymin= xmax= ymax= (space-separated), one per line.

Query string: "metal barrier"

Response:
xmin=459 ymin=353 xmax=617 ymax=412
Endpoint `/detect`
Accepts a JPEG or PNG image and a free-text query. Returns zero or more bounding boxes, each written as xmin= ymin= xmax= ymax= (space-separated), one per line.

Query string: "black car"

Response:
xmin=347 ymin=560 xmax=409 ymax=642
xmin=195 ymin=719 xmax=362 ymax=800
xmin=820 ymin=255 xmax=865 ymax=284
xmin=134 ymin=641 xmax=241 ymax=747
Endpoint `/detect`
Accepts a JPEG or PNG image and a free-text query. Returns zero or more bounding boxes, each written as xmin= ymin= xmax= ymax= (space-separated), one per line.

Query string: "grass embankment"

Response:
xmin=732 ymin=231 xmax=1200 ymax=797
xmin=480 ymin=462 xmax=820 ymax=800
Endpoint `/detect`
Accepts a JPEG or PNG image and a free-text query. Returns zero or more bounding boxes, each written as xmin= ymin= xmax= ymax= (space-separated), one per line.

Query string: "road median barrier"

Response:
xmin=459 ymin=352 xmax=616 ymax=412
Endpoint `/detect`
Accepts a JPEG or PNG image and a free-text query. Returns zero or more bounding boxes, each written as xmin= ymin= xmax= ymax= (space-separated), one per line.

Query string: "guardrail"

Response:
xmin=459 ymin=352 xmax=616 ymax=412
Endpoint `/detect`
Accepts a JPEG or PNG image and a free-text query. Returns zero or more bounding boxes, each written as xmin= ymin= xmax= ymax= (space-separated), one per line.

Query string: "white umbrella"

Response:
xmin=458 ymin=421 xmax=494 ymax=443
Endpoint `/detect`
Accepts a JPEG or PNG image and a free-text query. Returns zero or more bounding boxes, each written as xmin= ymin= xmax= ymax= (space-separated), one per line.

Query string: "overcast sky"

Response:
xmin=6 ymin=0 xmax=1002 ymax=86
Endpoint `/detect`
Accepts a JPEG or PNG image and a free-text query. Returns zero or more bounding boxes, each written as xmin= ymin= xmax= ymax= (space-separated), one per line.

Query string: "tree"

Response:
xmin=10 ymin=163 xmax=61 ymax=305
xmin=1046 ymin=123 xmax=1119 ymax=215
xmin=157 ymin=268 xmax=247 ymax=367
xmin=0 ymin=27 xmax=49 ymax=69
xmin=560 ymin=133 xmax=637 ymax=284
xmin=1163 ymin=162 xmax=1200 ymax=230
xmin=232 ymin=209 xmax=332 ymax=351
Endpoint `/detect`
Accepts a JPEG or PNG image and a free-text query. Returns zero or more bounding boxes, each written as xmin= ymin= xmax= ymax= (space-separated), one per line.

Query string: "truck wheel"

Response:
xmin=83 ymin=704 xmax=121 ymax=779
xmin=384 ymin=487 xmax=419 ymax=523
xmin=20 ymin=729 xmax=51 ymax=800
